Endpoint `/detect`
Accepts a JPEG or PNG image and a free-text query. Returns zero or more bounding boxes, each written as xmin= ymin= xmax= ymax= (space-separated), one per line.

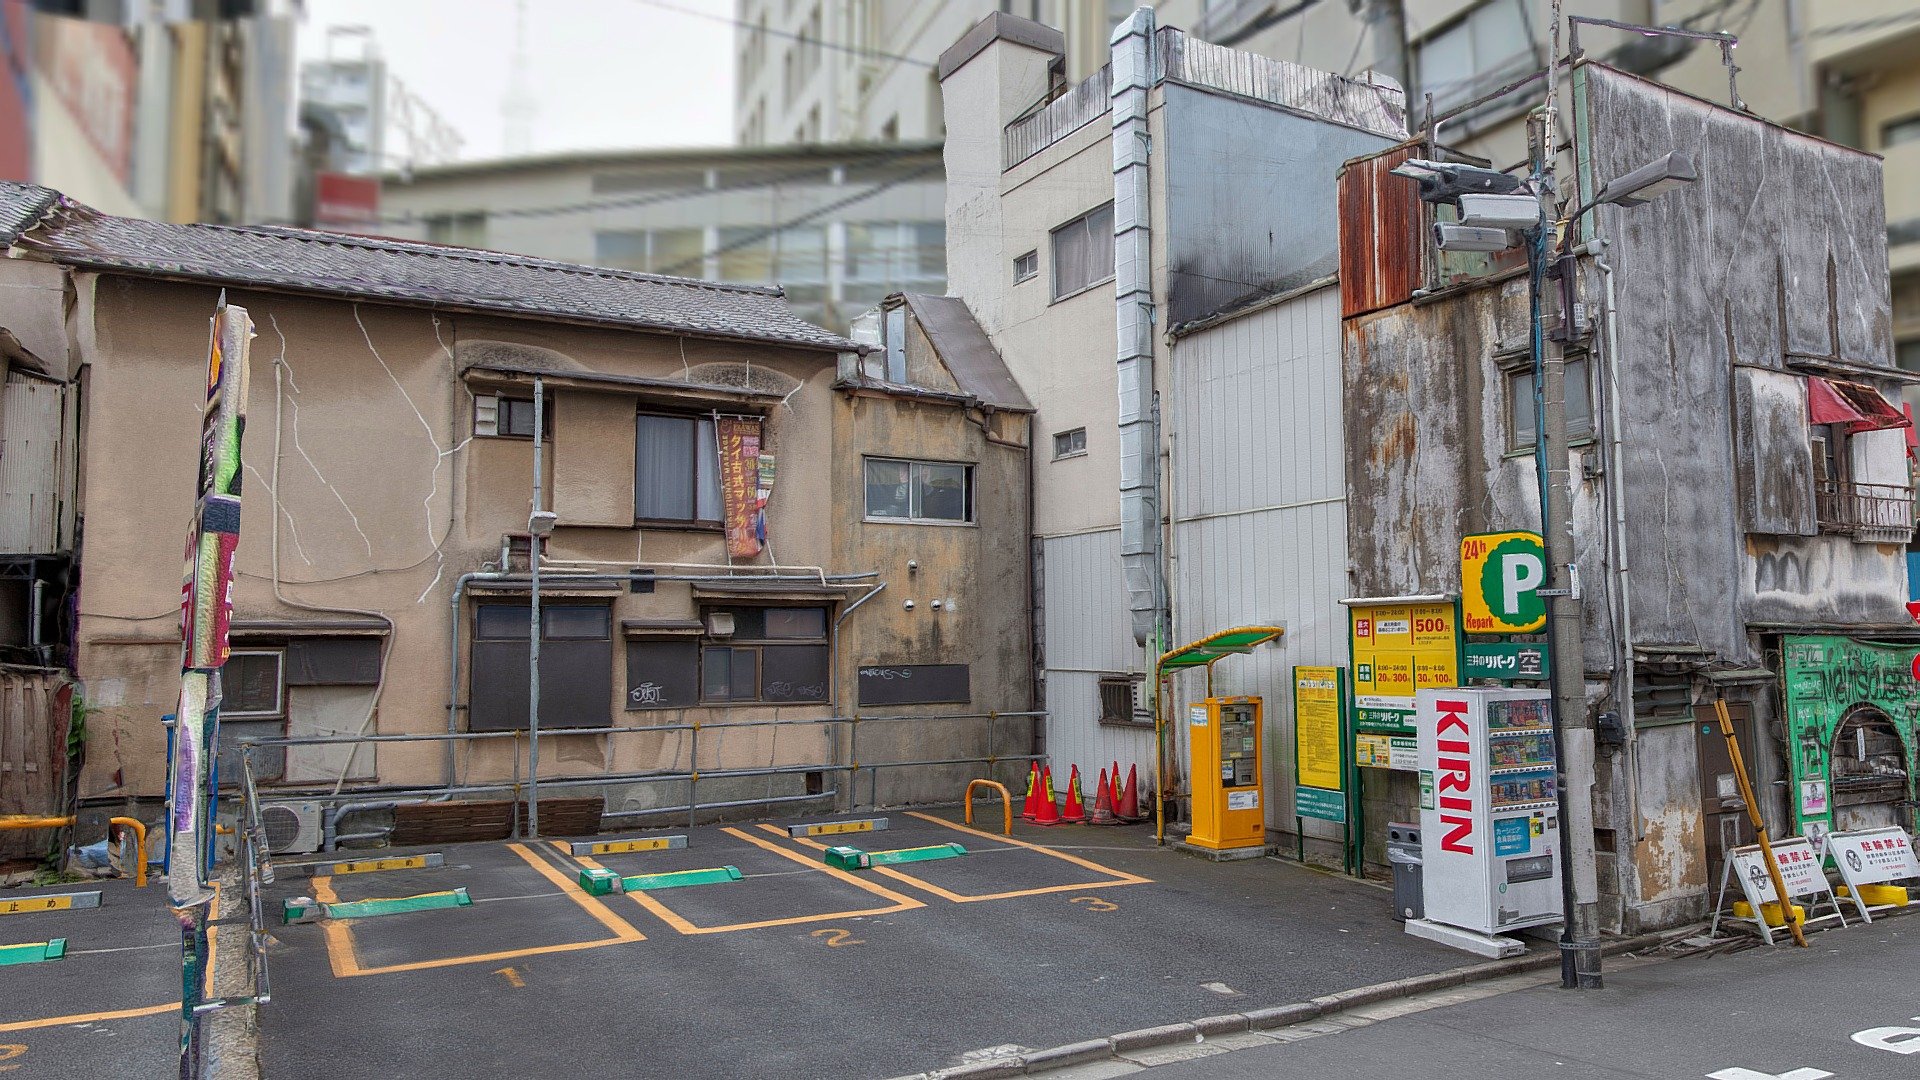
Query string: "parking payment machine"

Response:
xmin=1190 ymin=696 xmax=1265 ymax=850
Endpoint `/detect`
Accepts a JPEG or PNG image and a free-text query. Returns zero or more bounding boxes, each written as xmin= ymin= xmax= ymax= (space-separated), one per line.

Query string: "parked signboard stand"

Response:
xmin=1292 ymin=666 xmax=1355 ymax=874
xmin=1825 ymin=826 xmax=1920 ymax=922
xmin=1710 ymin=837 xmax=1847 ymax=945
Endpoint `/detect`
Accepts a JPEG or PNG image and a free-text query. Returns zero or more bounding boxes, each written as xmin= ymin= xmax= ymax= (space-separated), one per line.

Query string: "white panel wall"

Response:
xmin=1040 ymin=527 xmax=1155 ymax=786
xmin=1169 ymin=284 xmax=1350 ymax=834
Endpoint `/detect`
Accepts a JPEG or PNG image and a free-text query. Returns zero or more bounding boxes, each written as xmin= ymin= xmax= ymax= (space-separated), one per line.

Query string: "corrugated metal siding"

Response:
xmin=0 ymin=378 xmax=72 ymax=555
xmin=1171 ymin=286 xmax=1351 ymax=832
xmin=1004 ymin=66 xmax=1112 ymax=171
xmin=1338 ymin=146 xmax=1423 ymax=319
xmin=1039 ymin=528 xmax=1155 ymax=781
xmin=1160 ymin=31 xmax=1407 ymax=140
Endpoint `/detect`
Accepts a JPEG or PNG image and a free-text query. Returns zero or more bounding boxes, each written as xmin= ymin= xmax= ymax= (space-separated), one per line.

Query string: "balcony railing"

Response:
xmin=1815 ymin=480 xmax=1916 ymax=540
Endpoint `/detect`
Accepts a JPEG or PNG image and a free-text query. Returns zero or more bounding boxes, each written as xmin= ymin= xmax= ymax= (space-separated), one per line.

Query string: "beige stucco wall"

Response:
xmin=831 ymin=349 xmax=1034 ymax=805
xmin=68 ymin=272 xmax=849 ymax=805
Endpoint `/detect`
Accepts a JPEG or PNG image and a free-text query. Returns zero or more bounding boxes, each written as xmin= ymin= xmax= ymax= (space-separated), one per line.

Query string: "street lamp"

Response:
xmin=1389 ymin=146 xmax=1695 ymax=991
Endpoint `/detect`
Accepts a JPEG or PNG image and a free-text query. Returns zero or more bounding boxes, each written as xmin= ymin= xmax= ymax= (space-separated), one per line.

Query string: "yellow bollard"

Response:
xmin=109 ymin=817 xmax=149 ymax=888
xmin=964 ymin=779 xmax=1013 ymax=836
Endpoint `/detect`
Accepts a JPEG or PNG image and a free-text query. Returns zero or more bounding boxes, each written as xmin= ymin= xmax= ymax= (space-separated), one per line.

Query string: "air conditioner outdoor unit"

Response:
xmin=261 ymin=801 xmax=324 ymax=855
xmin=707 ymin=611 xmax=736 ymax=637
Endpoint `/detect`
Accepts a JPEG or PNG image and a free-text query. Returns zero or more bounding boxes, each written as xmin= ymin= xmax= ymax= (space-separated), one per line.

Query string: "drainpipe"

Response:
xmin=528 ymin=375 xmax=546 ymax=838
xmin=1575 ymin=237 xmax=1642 ymax=841
xmin=1112 ymin=7 xmax=1162 ymax=651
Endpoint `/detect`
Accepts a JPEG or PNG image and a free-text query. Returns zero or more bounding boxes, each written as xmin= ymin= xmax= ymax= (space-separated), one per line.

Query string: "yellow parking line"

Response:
xmin=312 ymin=843 xmax=645 ymax=979
xmin=764 ymin=814 xmax=1151 ymax=903
xmin=0 ymin=882 xmax=221 ymax=1034
xmin=576 ymin=826 xmax=924 ymax=935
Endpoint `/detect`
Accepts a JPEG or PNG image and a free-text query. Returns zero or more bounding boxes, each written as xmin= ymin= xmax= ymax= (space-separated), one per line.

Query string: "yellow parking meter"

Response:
xmin=1190 ymin=696 xmax=1265 ymax=851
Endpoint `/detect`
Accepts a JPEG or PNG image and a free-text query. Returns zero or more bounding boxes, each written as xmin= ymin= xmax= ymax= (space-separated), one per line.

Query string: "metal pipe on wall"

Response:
xmin=528 ymin=376 xmax=545 ymax=837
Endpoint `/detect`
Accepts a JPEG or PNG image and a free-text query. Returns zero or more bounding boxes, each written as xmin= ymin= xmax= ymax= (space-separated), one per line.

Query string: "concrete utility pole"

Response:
xmin=1533 ymin=0 xmax=1603 ymax=990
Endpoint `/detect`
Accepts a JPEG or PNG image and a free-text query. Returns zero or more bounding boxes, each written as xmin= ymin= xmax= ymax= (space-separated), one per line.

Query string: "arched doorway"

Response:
xmin=1829 ymin=706 xmax=1911 ymax=832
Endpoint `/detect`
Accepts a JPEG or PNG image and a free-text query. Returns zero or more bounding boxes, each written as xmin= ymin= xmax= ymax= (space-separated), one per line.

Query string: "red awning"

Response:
xmin=1807 ymin=377 xmax=1911 ymax=433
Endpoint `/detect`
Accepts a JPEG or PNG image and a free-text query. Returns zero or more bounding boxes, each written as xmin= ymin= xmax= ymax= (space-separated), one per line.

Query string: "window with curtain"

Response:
xmin=635 ymin=413 xmax=722 ymax=524
xmin=1050 ymin=202 xmax=1115 ymax=300
xmin=864 ymin=457 xmax=975 ymax=523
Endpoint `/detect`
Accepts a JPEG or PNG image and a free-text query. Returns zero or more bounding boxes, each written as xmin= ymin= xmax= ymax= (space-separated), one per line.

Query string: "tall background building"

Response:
xmin=734 ymin=0 xmax=1916 ymax=360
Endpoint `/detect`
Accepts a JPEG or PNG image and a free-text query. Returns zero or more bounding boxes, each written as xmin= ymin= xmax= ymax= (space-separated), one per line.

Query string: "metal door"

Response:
xmin=1696 ymin=704 xmax=1754 ymax=891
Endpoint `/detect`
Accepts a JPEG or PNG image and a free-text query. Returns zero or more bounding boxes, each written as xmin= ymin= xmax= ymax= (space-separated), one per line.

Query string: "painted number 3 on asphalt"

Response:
xmin=1708 ymin=1016 xmax=1920 ymax=1079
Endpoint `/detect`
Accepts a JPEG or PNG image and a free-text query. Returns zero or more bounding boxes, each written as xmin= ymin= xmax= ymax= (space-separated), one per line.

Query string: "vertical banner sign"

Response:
xmin=1349 ymin=600 xmax=1459 ymax=771
xmin=718 ymin=416 xmax=763 ymax=559
xmin=1293 ymin=666 xmax=1347 ymax=822
xmin=168 ymin=298 xmax=251 ymax=1078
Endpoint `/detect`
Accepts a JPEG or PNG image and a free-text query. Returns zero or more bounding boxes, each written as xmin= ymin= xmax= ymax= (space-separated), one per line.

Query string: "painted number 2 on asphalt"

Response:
xmin=1708 ymin=1015 xmax=1920 ymax=1079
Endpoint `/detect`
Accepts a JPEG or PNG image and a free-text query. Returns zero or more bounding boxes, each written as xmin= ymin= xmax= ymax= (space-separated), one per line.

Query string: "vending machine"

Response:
xmin=1189 ymin=696 xmax=1264 ymax=851
xmin=1415 ymin=687 xmax=1562 ymax=936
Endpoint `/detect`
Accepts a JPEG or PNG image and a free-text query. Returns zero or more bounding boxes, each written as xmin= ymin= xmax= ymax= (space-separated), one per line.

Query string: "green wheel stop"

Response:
xmin=869 ymin=843 xmax=967 ymax=866
xmin=322 ymin=886 xmax=473 ymax=919
xmin=0 ymin=938 xmax=66 ymax=965
xmin=620 ymin=866 xmax=743 ymax=892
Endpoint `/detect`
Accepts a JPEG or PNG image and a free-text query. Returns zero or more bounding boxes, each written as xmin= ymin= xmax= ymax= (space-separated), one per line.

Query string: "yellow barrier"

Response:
xmin=0 ymin=815 xmax=74 ymax=830
xmin=963 ymin=779 xmax=1012 ymax=836
xmin=109 ymin=817 xmax=149 ymax=888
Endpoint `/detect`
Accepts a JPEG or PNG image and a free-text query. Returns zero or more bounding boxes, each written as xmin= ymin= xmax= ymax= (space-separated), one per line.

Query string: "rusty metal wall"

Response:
xmin=0 ymin=376 xmax=75 ymax=555
xmin=1338 ymin=146 xmax=1423 ymax=320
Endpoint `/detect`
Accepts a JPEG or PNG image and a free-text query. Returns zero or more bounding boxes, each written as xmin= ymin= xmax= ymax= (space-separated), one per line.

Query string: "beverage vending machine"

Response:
xmin=1415 ymin=687 xmax=1562 ymax=936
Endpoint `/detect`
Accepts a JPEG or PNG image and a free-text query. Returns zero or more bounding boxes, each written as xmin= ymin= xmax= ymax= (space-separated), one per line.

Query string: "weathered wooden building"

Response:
xmin=1340 ymin=61 xmax=1912 ymax=931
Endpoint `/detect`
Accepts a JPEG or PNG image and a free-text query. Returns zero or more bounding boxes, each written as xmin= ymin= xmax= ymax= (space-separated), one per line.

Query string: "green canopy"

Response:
xmin=1155 ymin=626 xmax=1285 ymax=675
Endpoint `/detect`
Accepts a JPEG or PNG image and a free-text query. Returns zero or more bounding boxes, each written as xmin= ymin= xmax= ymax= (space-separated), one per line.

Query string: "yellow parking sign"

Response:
xmin=1461 ymin=531 xmax=1547 ymax=633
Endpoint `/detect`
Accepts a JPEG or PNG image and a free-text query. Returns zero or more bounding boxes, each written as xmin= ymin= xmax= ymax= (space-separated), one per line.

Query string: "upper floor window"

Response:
xmin=865 ymin=457 xmax=974 ymax=524
xmin=636 ymin=412 xmax=722 ymax=525
xmin=1051 ymin=202 xmax=1114 ymax=300
xmin=1014 ymin=250 xmax=1039 ymax=284
xmin=1052 ymin=427 xmax=1087 ymax=459
xmin=475 ymin=393 xmax=552 ymax=439
xmin=1882 ymin=113 xmax=1920 ymax=150
xmin=1503 ymin=351 xmax=1591 ymax=453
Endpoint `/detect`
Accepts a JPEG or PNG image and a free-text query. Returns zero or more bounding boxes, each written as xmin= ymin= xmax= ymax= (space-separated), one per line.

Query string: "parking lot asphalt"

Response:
xmin=0 ymin=876 xmax=182 ymax=1080
xmin=252 ymin=810 xmax=1471 ymax=1080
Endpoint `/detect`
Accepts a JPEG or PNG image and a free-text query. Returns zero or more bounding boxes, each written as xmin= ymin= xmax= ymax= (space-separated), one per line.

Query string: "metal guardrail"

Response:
xmin=197 ymin=756 xmax=271 ymax=1014
xmin=235 ymin=710 xmax=1047 ymax=850
xmin=1816 ymin=480 xmax=1915 ymax=537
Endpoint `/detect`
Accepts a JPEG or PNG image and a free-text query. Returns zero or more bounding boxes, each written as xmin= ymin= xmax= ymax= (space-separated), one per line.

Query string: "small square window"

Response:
xmin=1883 ymin=113 xmax=1920 ymax=150
xmin=1014 ymin=250 xmax=1039 ymax=283
xmin=223 ymin=651 xmax=285 ymax=718
xmin=1053 ymin=427 xmax=1087 ymax=459
xmin=1504 ymin=353 xmax=1592 ymax=453
xmin=483 ymin=395 xmax=553 ymax=439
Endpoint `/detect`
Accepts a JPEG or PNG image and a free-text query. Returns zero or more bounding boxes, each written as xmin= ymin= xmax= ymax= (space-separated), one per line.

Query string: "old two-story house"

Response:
xmin=1339 ymin=61 xmax=1915 ymax=931
xmin=937 ymin=10 xmax=1407 ymax=846
xmin=0 ymin=180 xmax=1032 ymax=847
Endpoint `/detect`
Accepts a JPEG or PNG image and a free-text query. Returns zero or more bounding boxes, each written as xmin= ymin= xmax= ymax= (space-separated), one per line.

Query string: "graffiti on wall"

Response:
xmin=1780 ymin=635 xmax=1919 ymax=846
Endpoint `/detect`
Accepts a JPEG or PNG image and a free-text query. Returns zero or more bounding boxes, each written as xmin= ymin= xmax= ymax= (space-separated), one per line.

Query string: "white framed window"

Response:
xmin=1051 ymin=202 xmax=1115 ymax=300
xmin=864 ymin=457 xmax=975 ymax=524
xmin=222 ymin=650 xmax=286 ymax=718
xmin=1052 ymin=427 xmax=1087 ymax=459
xmin=1014 ymin=250 xmax=1038 ymax=284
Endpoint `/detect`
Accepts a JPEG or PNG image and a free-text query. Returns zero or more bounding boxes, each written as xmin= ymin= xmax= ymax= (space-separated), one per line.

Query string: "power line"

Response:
xmin=652 ymin=158 xmax=944 ymax=278
xmin=371 ymin=143 xmax=938 ymax=227
xmin=631 ymin=0 xmax=936 ymax=68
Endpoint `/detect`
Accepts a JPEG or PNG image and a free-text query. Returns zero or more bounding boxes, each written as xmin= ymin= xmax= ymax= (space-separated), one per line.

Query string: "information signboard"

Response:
xmin=1827 ymin=826 xmax=1920 ymax=922
xmin=1293 ymin=666 xmax=1346 ymax=823
xmin=1348 ymin=599 xmax=1459 ymax=772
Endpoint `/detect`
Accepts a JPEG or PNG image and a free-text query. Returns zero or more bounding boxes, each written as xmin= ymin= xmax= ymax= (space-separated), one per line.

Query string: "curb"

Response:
xmin=908 ymin=928 xmax=1684 ymax=1079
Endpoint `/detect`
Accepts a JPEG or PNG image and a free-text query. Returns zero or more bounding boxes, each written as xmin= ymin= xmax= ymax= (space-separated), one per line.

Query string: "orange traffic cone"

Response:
xmin=1110 ymin=761 xmax=1123 ymax=809
xmin=1090 ymin=767 xmax=1118 ymax=825
xmin=1033 ymin=774 xmax=1062 ymax=826
xmin=1041 ymin=765 xmax=1057 ymax=807
xmin=1021 ymin=762 xmax=1041 ymax=821
xmin=1117 ymin=764 xmax=1142 ymax=821
xmin=1061 ymin=765 xmax=1088 ymax=824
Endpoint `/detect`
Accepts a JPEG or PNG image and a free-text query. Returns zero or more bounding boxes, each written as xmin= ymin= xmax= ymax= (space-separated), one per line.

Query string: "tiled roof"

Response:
xmin=0 ymin=183 xmax=59 ymax=246
xmin=2 ymin=182 xmax=859 ymax=353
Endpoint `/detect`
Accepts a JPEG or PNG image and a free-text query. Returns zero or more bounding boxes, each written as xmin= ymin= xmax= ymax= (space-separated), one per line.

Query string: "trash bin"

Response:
xmin=1386 ymin=821 xmax=1423 ymax=921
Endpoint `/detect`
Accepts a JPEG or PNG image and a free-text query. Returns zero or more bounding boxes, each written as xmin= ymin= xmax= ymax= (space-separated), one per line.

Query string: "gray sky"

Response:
xmin=297 ymin=0 xmax=737 ymax=163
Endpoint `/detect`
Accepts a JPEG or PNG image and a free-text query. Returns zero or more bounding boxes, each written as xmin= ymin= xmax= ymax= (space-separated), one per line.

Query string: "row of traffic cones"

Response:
xmin=1019 ymin=761 xmax=1143 ymax=826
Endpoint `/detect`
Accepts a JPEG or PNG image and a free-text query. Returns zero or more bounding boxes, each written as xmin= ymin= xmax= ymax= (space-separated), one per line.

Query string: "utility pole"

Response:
xmin=1533 ymin=0 xmax=1603 ymax=990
